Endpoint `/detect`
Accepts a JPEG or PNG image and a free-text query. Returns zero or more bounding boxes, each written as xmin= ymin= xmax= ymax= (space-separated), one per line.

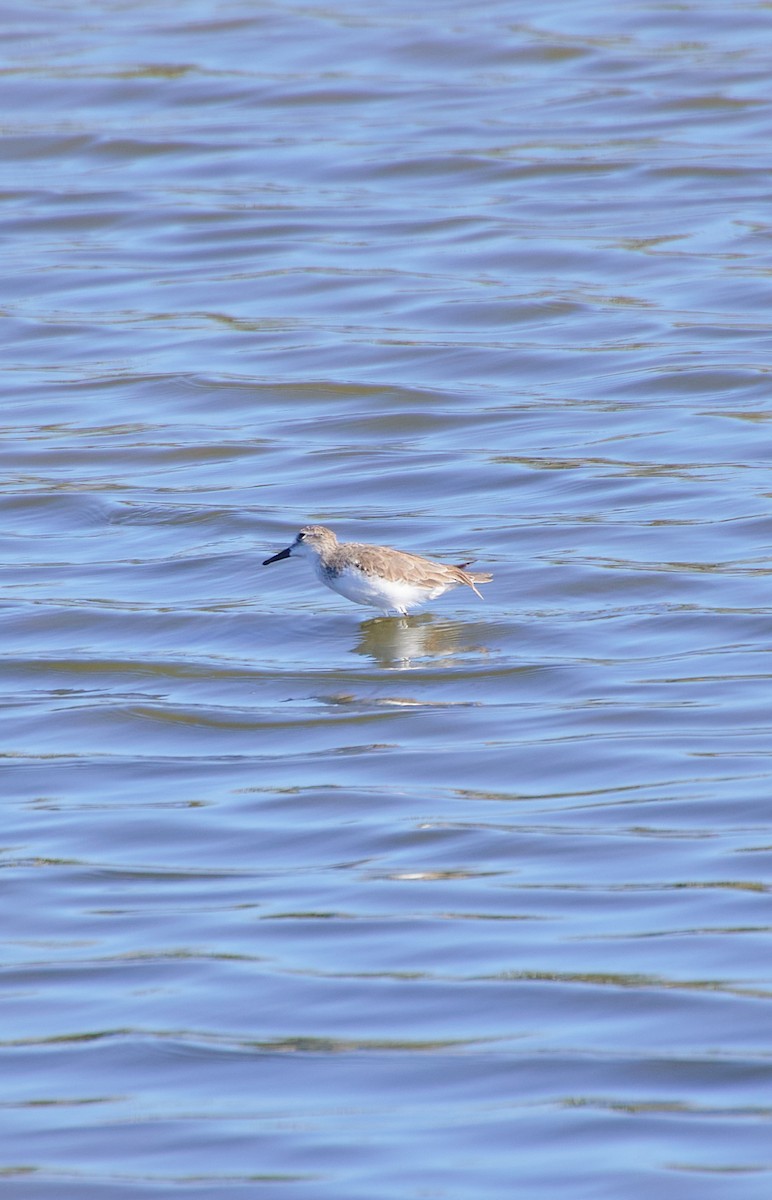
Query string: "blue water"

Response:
xmin=2 ymin=1 xmax=772 ymax=1196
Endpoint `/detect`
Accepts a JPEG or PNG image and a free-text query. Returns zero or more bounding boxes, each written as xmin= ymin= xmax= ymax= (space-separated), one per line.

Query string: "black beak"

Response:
xmin=263 ymin=545 xmax=292 ymax=566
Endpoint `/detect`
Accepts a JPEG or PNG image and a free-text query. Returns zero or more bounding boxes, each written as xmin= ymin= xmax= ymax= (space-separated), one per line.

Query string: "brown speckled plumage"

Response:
xmin=263 ymin=524 xmax=492 ymax=614
xmin=298 ymin=526 xmax=491 ymax=596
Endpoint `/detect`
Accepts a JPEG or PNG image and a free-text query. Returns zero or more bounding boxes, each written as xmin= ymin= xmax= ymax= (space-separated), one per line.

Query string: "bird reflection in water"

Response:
xmin=353 ymin=613 xmax=489 ymax=670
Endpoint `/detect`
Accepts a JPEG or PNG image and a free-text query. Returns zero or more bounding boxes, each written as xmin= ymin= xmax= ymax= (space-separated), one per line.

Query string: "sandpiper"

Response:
xmin=263 ymin=525 xmax=492 ymax=616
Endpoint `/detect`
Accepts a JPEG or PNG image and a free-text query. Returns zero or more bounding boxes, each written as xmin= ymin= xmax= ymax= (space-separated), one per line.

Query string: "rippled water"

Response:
xmin=3 ymin=1 xmax=772 ymax=1196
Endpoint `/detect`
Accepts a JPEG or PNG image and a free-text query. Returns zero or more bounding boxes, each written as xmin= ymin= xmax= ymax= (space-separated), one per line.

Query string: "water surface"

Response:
xmin=3 ymin=1 xmax=772 ymax=1196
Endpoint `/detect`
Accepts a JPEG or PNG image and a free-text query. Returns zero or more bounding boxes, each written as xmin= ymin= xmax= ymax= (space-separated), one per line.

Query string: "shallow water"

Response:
xmin=3 ymin=1 xmax=772 ymax=1196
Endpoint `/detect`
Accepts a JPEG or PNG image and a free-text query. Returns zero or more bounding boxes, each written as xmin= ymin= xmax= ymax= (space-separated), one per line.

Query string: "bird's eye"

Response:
xmin=298 ymin=532 xmax=305 ymax=540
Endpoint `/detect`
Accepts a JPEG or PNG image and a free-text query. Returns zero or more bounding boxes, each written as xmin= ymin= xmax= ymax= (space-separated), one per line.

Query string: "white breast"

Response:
xmin=319 ymin=563 xmax=448 ymax=615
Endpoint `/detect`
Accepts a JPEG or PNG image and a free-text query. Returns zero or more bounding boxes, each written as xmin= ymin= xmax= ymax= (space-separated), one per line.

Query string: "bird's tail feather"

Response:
xmin=454 ymin=564 xmax=493 ymax=599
